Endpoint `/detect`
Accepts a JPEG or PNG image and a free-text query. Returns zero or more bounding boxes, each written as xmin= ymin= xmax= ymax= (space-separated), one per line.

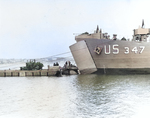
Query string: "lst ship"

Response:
xmin=69 ymin=21 xmax=150 ymax=74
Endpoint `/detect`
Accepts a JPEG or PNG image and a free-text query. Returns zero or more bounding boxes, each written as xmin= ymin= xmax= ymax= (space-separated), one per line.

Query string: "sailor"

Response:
xmin=69 ymin=61 xmax=71 ymax=67
xmin=113 ymin=34 xmax=117 ymax=40
xmin=65 ymin=61 xmax=68 ymax=67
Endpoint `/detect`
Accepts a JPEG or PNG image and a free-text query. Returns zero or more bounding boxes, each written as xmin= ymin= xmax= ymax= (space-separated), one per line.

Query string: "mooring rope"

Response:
xmin=31 ymin=47 xmax=87 ymax=60
xmin=34 ymin=51 xmax=71 ymax=60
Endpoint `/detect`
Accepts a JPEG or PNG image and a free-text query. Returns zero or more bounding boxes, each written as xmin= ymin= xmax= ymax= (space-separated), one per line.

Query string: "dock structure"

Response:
xmin=0 ymin=66 xmax=80 ymax=77
xmin=0 ymin=66 xmax=62 ymax=77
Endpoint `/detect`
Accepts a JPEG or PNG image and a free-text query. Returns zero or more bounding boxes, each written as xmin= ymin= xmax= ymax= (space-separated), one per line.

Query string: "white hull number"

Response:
xmin=104 ymin=45 xmax=145 ymax=54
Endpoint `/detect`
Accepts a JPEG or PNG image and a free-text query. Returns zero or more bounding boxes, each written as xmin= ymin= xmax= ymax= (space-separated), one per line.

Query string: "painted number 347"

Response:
xmin=124 ymin=46 xmax=145 ymax=54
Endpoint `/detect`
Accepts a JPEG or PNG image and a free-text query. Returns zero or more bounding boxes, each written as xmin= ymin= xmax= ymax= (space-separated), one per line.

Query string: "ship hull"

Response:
xmin=70 ymin=39 xmax=150 ymax=74
xmin=96 ymin=68 xmax=150 ymax=74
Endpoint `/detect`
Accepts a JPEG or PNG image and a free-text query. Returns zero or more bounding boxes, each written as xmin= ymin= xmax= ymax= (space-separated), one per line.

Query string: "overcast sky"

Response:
xmin=0 ymin=0 xmax=150 ymax=59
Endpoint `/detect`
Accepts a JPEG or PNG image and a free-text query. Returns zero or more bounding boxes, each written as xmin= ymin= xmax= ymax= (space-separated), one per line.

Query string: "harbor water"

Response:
xmin=0 ymin=74 xmax=150 ymax=118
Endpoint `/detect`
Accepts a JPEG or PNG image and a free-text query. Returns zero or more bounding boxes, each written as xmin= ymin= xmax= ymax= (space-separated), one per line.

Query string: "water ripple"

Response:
xmin=0 ymin=75 xmax=150 ymax=117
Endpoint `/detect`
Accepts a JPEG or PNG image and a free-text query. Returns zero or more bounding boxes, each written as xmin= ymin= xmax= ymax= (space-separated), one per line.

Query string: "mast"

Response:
xmin=142 ymin=19 xmax=144 ymax=28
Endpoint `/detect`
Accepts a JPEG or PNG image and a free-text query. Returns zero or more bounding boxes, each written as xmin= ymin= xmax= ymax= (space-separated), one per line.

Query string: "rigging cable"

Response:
xmin=31 ymin=47 xmax=88 ymax=60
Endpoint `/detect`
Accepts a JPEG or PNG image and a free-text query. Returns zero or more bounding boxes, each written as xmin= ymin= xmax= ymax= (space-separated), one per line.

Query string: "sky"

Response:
xmin=0 ymin=0 xmax=150 ymax=59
